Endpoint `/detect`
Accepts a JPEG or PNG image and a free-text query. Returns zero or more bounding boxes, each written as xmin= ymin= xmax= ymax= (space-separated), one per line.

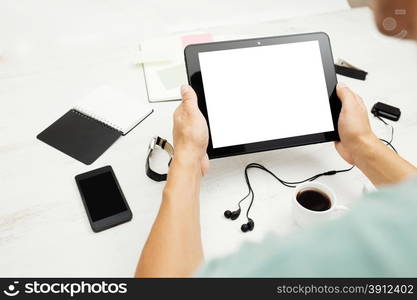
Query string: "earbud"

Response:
xmin=224 ymin=210 xmax=232 ymax=218
xmin=224 ymin=208 xmax=241 ymax=220
xmin=241 ymin=219 xmax=254 ymax=233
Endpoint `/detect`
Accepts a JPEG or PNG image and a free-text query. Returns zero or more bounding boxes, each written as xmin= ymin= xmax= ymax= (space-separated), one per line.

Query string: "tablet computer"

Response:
xmin=184 ymin=32 xmax=340 ymax=159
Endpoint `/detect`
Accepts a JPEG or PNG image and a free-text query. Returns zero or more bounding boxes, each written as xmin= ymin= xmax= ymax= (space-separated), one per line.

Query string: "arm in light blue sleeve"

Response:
xmin=197 ymin=178 xmax=417 ymax=277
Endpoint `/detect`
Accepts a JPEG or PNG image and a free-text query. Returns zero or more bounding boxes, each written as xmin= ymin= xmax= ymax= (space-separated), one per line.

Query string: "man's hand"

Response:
xmin=173 ymin=85 xmax=209 ymax=176
xmin=136 ymin=85 xmax=208 ymax=277
xmin=334 ymin=83 xmax=379 ymax=165
xmin=334 ymin=82 xmax=416 ymax=186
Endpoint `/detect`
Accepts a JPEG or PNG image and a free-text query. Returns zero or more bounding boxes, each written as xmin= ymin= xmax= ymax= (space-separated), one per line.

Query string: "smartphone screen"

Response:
xmin=76 ymin=166 xmax=132 ymax=232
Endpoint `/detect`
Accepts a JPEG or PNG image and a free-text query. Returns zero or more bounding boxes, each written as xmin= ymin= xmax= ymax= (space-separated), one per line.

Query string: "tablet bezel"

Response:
xmin=184 ymin=32 xmax=340 ymax=159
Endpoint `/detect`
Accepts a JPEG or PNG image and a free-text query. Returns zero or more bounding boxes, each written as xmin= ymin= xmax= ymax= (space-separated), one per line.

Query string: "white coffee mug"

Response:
xmin=293 ymin=182 xmax=348 ymax=227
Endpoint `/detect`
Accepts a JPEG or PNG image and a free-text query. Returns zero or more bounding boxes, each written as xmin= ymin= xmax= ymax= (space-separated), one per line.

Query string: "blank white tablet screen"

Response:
xmin=198 ymin=40 xmax=334 ymax=149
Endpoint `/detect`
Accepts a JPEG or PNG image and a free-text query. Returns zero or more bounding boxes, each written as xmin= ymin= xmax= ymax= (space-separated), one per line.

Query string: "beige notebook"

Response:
xmin=139 ymin=33 xmax=214 ymax=102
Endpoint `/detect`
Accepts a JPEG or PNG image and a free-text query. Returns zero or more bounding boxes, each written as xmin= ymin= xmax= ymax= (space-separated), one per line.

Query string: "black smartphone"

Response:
xmin=75 ymin=166 xmax=132 ymax=232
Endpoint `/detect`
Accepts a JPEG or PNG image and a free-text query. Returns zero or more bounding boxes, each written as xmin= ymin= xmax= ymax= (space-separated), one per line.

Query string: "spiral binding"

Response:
xmin=71 ymin=109 xmax=123 ymax=134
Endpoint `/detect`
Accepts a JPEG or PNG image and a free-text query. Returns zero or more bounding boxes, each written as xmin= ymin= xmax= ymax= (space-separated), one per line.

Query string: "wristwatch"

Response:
xmin=146 ymin=136 xmax=174 ymax=182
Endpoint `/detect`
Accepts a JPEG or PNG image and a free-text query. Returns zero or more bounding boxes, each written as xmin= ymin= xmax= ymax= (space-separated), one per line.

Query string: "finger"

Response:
xmin=336 ymin=82 xmax=355 ymax=104
xmin=334 ymin=142 xmax=343 ymax=158
xmin=201 ymin=153 xmax=210 ymax=176
xmin=180 ymin=85 xmax=198 ymax=106
xmin=336 ymin=82 xmax=357 ymax=110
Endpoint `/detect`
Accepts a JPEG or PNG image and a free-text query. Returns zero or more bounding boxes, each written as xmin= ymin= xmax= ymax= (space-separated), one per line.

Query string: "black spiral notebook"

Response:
xmin=37 ymin=87 xmax=153 ymax=165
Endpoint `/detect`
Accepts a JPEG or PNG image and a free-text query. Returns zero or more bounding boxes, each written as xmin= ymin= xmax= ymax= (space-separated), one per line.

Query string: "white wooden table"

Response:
xmin=1 ymin=3 xmax=417 ymax=277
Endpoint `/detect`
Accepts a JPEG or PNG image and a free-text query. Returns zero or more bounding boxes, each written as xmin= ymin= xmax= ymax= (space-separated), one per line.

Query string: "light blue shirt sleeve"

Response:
xmin=197 ymin=178 xmax=417 ymax=277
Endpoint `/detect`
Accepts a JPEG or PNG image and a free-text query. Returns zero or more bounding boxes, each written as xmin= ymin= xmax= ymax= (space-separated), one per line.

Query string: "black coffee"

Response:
xmin=296 ymin=190 xmax=331 ymax=212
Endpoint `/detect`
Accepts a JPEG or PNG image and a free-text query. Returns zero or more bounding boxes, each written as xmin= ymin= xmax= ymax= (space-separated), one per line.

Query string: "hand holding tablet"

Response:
xmin=184 ymin=32 xmax=341 ymax=159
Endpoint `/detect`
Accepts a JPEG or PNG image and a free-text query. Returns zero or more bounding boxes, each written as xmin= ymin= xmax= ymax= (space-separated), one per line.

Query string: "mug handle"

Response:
xmin=331 ymin=205 xmax=349 ymax=219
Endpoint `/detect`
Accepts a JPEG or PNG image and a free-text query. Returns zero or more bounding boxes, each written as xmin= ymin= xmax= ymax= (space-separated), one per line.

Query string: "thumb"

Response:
xmin=180 ymin=85 xmax=198 ymax=106
xmin=336 ymin=82 xmax=355 ymax=106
